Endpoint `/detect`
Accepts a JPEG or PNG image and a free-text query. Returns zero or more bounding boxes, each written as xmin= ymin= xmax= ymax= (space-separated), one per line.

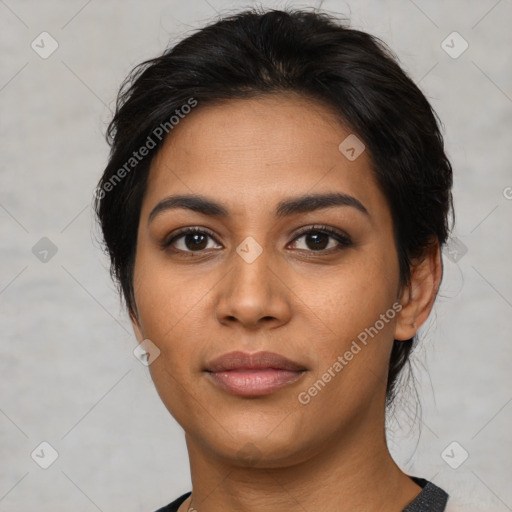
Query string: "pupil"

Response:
xmin=187 ymin=233 xmax=207 ymax=250
xmin=308 ymin=233 xmax=328 ymax=250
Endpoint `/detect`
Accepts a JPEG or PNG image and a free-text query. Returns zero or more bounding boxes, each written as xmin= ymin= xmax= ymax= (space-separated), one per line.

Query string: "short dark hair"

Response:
xmin=94 ymin=6 xmax=454 ymax=407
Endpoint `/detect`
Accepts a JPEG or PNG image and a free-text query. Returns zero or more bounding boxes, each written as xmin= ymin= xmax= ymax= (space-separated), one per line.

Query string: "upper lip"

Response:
xmin=204 ymin=351 xmax=307 ymax=372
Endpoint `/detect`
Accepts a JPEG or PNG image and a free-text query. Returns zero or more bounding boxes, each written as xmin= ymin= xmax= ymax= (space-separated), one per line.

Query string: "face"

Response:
xmin=131 ymin=92 xmax=407 ymax=468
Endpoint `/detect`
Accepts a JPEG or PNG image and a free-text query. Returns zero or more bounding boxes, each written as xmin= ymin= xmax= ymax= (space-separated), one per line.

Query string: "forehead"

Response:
xmin=143 ymin=93 xmax=388 ymax=222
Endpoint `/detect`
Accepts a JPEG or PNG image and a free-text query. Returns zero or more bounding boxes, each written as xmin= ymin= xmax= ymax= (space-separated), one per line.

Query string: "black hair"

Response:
xmin=94 ymin=6 xmax=454 ymax=408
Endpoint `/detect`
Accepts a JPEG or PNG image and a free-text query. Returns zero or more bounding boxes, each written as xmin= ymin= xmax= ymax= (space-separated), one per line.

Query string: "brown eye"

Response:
xmin=289 ymin=226 xmax=353 ymax=252
xmin=162 ymin=225 xmax=352 ymax=256
xmin=163 ymin=227 xmax=222 ymax=253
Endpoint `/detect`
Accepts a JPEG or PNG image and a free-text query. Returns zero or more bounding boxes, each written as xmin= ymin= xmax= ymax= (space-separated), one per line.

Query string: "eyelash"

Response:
xmin=162 ymin=225 xmax=353 ymax=256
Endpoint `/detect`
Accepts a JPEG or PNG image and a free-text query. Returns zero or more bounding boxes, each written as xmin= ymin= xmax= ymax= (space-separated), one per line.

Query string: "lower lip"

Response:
xmin=206 ymin=369 xmax=306 ymax=396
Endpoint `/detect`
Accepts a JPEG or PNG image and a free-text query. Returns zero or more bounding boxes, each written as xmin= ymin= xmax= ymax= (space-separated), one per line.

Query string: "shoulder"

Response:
xmin=404 ymin=475 xmax=449 ymax=511
xmin=407 ymin=475 xmax=493 ymax=512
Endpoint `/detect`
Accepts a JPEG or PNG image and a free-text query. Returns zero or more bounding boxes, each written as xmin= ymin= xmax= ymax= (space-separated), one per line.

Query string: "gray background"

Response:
xmin=1 ymin=0 xmax=511 ymax=510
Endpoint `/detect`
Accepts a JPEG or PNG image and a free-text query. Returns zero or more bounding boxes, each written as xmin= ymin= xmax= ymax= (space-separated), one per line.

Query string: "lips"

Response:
xmin=204 ymin=350 xmax=307 ymax=372
xmin=204 ymin=351 xmax=307 ymax=397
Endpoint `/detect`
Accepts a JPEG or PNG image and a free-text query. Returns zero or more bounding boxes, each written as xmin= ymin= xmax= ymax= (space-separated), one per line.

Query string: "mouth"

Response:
xmin=205 ymin=368 xmax=306 ymax=396
xmin=204 ymin=351 xmax=307 ymax=397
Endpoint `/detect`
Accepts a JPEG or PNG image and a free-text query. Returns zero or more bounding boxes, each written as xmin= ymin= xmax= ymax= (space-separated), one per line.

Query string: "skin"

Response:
xmin=130 ymin=92 xmax=443 ymax=512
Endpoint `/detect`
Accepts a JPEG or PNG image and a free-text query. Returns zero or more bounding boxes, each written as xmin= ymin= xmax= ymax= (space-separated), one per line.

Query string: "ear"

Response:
xmin=394 ymin=239 xmax=443 ymax=341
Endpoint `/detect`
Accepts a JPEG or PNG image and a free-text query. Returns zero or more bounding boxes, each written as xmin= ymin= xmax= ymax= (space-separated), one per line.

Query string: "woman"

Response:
xmin=95 ymin=7 xmax=456 ymax=511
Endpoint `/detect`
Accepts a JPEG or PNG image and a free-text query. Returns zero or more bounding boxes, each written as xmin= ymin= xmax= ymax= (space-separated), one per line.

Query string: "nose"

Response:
xmin=214 ymin=242 xmax=292 ymax=330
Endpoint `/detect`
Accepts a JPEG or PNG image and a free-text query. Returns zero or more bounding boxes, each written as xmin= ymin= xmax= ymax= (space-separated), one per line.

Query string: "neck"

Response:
xmin=180 ymin=412 xmax=421 ymax=512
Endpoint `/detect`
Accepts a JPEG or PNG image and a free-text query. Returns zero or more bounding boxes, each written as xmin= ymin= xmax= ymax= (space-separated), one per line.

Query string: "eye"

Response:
xmin=162 ymin=224 xmax=353 ymax=256
xmin=289 ymin=225 xmax=353 ymax=252
xmin=163 ymin=227 xmax=222 ymax=254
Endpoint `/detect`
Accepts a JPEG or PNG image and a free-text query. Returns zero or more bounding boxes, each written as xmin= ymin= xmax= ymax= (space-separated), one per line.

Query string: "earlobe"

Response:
xmin=394 ymin=282 xmax=416 ymax=341
xmin=394 ymin=241 xmax=442 ymax=341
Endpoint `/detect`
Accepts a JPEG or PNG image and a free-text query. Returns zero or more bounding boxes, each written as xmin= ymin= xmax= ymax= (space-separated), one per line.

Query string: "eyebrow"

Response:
xmin=147 ymin=192 xmax=369 ymax=226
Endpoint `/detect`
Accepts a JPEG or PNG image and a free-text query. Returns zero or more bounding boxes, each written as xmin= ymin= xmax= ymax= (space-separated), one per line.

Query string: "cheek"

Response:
xmin=134 ymin=237 xmax=199 ymax=326
xmin=300 ymin=246 xmax=400 ymax=397
xmin=306 ymin=245 xmax=399 ymax=338
xmin=132 ymin=244 xmax=221 ymax=377
xmin=133 ymin=265 xmax=208 ymax=417
xmin=133 ymin=270 xmax=202 ymax=348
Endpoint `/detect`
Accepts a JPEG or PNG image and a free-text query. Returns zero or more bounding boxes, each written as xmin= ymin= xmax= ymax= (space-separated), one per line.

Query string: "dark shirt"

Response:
xmin=154 ymin=475 xmax=449 ymax=511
